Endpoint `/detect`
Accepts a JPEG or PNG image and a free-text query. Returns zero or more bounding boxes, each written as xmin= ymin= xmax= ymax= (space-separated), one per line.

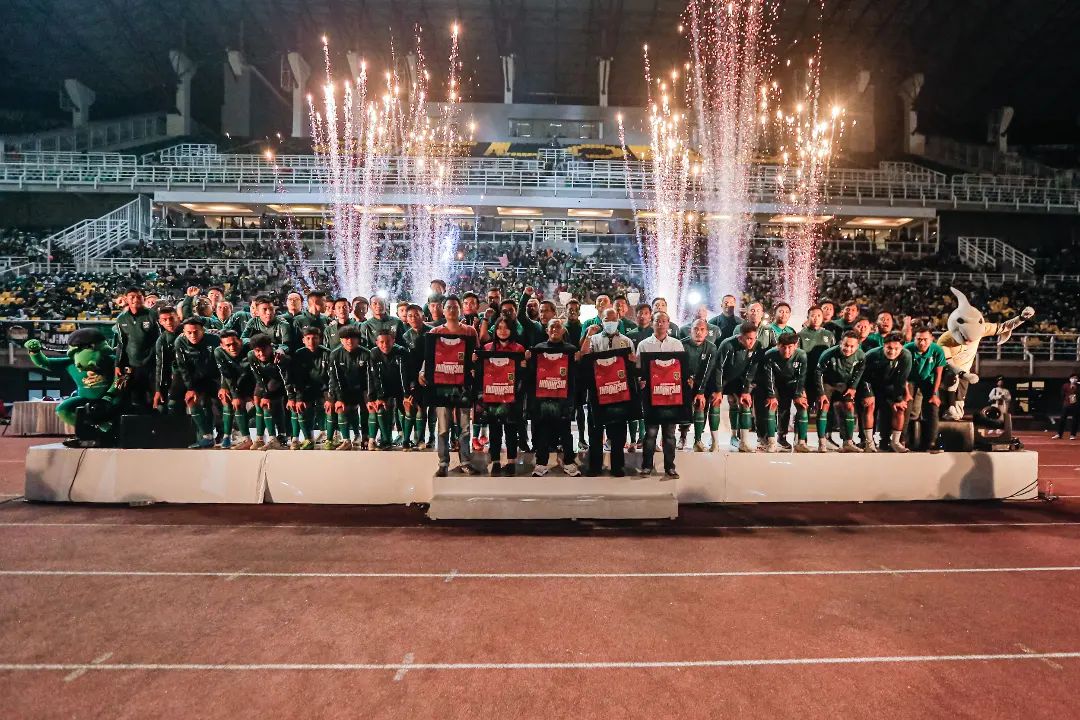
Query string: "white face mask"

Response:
xmin=602 ymin=321 xmax=619 ymax=335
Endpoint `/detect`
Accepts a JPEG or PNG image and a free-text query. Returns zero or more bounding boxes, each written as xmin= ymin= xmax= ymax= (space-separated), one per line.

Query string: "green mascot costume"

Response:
xmin=25 ymin=328 xmax=120 ymax=447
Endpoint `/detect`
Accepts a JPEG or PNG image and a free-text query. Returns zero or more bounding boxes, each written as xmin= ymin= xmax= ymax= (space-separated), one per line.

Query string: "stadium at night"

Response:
xmin=1 ymin=1 xmax=1079 ymax=717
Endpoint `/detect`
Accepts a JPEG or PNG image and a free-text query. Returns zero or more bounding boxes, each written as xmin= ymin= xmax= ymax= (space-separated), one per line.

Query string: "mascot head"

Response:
xmin=947 ymin=287 xmax=986 ymax=345
xmin=66 ymin=328 xmax=114 ymax=388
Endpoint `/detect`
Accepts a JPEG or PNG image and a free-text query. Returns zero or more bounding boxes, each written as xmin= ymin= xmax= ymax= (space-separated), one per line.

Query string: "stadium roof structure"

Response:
xmin=1 ymin=0 xmax=1079 ymax=142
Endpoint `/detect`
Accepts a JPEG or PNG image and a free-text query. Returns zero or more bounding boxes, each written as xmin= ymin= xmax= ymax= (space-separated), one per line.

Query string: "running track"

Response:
xmin=1 ymin=433 xmax=1078 ymax=719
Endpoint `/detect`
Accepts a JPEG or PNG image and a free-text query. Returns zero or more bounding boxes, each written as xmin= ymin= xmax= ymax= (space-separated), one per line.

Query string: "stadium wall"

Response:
xmin=939 ymin=210 xmax=1080 ymax=253
xmin=0 ymin=193 xmax=137 ymax=230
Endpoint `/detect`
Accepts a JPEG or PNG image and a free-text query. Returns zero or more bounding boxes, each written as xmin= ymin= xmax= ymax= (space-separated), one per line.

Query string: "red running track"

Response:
xmin=0 ymin=433 xmax=1078 ymax=719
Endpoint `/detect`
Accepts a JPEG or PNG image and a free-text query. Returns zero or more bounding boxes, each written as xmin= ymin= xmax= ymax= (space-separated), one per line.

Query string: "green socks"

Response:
xmin=766 ymin=409 xmax=777 ymax=437
xmin=739 ymin=408 xmax=753 ymax=431
xmin=842 ymin=413 xmax=856 ymax=441
xmin=816 ymin=413 xmax=828 ymax=440
xmin=709 ymin=407 xmax=722 ymax=432
xmin=795 ymin=408 xmax=809 ymax=442
xmin=693 ymin=410 xmax=706 ymax=440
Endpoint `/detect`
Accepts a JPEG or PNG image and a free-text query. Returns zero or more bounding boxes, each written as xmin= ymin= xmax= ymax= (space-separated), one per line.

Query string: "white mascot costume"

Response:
xmin=937 ymin=287 xmax=1034 ymax=420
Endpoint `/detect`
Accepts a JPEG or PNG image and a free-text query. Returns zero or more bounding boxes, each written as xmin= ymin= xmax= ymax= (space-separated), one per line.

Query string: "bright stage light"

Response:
xmin=687 ymin=290 xmax=702 ymax=306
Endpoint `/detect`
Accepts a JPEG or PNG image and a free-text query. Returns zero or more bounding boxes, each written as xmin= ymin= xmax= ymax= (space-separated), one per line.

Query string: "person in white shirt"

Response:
xmin=582 ymin=308 xmax=635 ymax=475
xmin=636 ymin=312 xmax=684 ymax=478
xmin=988 ymin=377 xmax=1012 ymax=413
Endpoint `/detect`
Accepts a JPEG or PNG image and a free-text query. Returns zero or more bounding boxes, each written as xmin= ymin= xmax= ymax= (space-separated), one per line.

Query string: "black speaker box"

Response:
xmin=117 ymin=413 xmax=194 ymax=449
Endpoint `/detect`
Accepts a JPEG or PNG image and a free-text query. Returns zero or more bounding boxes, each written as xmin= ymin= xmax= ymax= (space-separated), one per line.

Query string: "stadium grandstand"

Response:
xmin=2 ymin=1 xmax=1080 ymax=718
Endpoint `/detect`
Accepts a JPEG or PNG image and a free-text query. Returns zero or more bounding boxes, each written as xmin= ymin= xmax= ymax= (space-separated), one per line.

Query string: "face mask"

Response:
xmin=602 ymin=321 xmax=619 ymax=335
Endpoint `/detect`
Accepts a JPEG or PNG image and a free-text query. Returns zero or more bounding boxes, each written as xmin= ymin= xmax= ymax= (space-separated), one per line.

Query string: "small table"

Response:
xmin=9 ymin=401 xmax=74 ymax=436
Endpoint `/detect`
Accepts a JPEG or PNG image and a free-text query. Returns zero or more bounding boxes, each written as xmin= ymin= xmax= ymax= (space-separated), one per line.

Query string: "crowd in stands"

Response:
xmin=1 ymin=230 xmax=1076 ymax=334
xmin=0 ymin=228 xmax=73 ymax=265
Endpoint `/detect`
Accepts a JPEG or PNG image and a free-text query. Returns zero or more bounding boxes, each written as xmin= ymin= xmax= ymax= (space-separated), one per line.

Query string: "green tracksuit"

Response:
xmin=757 ymin=347 xmax=810 ymax=441
xmin=718 ymin=335 xmax=764 ymax=436
xmin=327 ymin=344 xmax=371 ymax=442
xmin=682 ymin=336 xmax=720 ymax=440
xmin=173 ymin=333 xmax=221 ymax=440
xmin=814 ymin=345 xmax=866 ymax=441
xmin=287 ymin=344 xmax=332 ymax=442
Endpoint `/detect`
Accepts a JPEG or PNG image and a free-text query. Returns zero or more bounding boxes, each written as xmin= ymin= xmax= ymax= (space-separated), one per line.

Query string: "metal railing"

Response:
xmin=43 ymin=196 xmax=152 ymax=270
xmin=958 ymin=236 xmax=1035 ymax=274
xmin=0 ymin=113 xmax=169 ymax=153
xmin=3 ymin=156 xmax=1080 ymax=212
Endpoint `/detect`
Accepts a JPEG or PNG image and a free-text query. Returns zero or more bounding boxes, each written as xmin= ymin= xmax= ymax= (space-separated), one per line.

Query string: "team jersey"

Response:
xmin=717 ymin=335 xmax=763 ymax=394
xmin=286 ymin=344 xmax=332 ymax=398
xmin=323 ymin=318 xmax=356 ymax=349
xmin=247 ymin=351 xmax=290 ymax=398
xmin=327 ymin=345 xmax=370 ymax=402
xmin=359 ymin=315 xmax=406 ymax=348
xmin=680 ymin=337 xmax=719 ymax=394
xmin=904 ymin=341 xmax=947 ymax=384
xmin=861 ymin=347 xmax=913 ymax=402
xmin=113 ymin=307 xmax=159 ymax=369
xmin=292 ymin=311 xmax=327 ymax=343
xmin=683 ymin=322 xmax=724 ymax=345
xmin=860 ymin=335 xmax=883 ymax=352
xmin=626 ymin=324 xmax=654 ymax=348
xmin=154 ymin=329 xmax=180 ymax=393
xmin=214 ymin=345 xmax=250 ymax=396
xmin=563 ymin=318 xmax=584 ymax=347
xmin=759 ymin=347 xmax=809 ymax=398
xmin=797 ymin=326 xmax=836 ymax=368
xmin=242 ymin=315 xmax=294 ymax=352
xmin=708 ymin=313 xmax=740 ymax=343
xmin=815 ymin=345 xmax=866 ymax=394
xmin=173 ymin=333 xmax=221 ymax=388
xmin=365 ymin=346 xmax=410 ymax=401
xmin=754 ymin=323 xmax=774 ymax=350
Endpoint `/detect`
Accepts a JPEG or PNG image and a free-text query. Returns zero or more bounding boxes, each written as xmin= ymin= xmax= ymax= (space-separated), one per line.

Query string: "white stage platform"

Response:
xmin=428 ymin=475 xmax=678 ymax=520
xmin=24 ymin=443 xmax=1040 ymax=514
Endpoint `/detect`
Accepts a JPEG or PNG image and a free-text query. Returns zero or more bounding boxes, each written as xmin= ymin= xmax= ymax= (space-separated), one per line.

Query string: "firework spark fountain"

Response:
xmin=309 ymin=28 xmax=468 ymax=301
xmin=774 ymin=46 xmax=845 ymax=325
xmin=685 ymin=0 xmax=777 ymax=306
xmin=621 ymin=48 xmax=696 ymax=320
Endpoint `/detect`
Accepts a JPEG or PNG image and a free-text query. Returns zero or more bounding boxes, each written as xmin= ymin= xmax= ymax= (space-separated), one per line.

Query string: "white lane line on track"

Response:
xmin=1 ymin=520 xmax=1080 ymax=532
xmin=393 ymin=653 xmax=415 ymax=681
xmin=2 ymin=566 xmax=1079 ymax=580
xmin=5 ymin=652 xmax=1080 ymax=674
xmin=63 ymin=652 xmax=112 ymax=682
xmin=1017 ymin=643 xmax=1064 ymax=671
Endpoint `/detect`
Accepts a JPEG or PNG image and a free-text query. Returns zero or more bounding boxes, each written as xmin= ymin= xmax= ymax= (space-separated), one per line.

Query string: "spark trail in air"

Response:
xmin=309 ymin=27 xmax=469 ymax=301
xmin=685 ymin=0 xmax=777 ymax=305
xmin=775 ymin=43 xmax=845 ymax=325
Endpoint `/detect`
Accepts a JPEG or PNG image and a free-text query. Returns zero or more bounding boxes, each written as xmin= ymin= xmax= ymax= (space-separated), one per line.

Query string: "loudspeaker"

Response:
xmin=117 ymin=413 xmax=194 ymax=449
xmin=937 ymin=420 xmax=975 ymax=452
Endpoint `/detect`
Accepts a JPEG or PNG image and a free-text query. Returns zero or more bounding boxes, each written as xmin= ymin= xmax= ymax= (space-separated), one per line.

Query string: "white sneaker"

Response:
xmin=863 ymin=437 xmax=878 ymax=453
xmin=1051 ymin=434 xmax=1063 ymax=440
xmin=794 ymin=440 xmax=812 ymax=453
xmin=890 ymin=439 xmax=910 ymax=453
xmin=738 ymin=440 xmax=754 ymax=453
xmin=563 ymin=463 xmax=581 ymax=477
xmin=531 ymin=464 xmax=549 ymax=477
xmin=335 ymin=439 xmax=354 ymax=451
xmin=729 ymin=435 xmax=740 ymax=449
xmin=265 ymin=437 xmax=286 ymax=450
xmin=840 ymin=440 xmax=863 ymax=453
xmin=250 ymin=439 xmax=266 ymax=451
xmin=764 ymin=438 xmax=782 ymax=453
xmin=693 ymin=440 xmax=706 ymax=452
xmin=817 ymin=440 xmax=829 ymax=453
xmin=711 ymin=432 xmax=722 ymax=452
